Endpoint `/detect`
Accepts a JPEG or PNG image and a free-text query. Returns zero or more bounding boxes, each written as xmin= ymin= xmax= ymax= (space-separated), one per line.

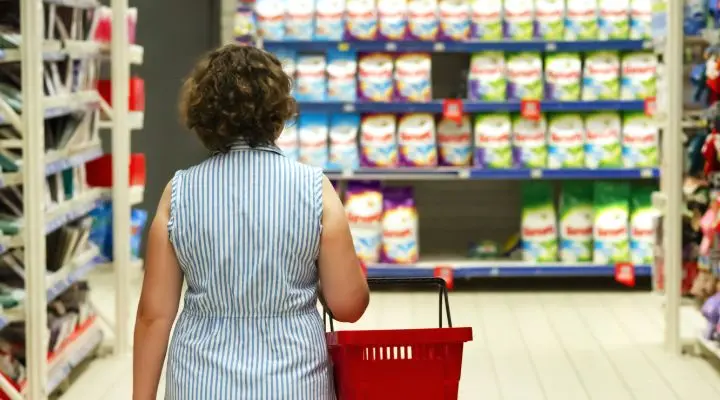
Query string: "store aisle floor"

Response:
xmin=61 ymin=270 xmax=720 ymax=400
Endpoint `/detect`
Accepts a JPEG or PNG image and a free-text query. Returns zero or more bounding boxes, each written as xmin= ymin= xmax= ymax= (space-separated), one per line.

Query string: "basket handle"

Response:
xmin=323 ymin=277 xmax=453 ymax=332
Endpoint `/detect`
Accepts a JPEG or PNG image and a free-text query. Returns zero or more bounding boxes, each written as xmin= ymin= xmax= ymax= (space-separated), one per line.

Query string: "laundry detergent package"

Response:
xmin=358 ymin=53 xmax=394 ymax=102
xmin=345 ymin=181 xmax=383 ymax=264
xmin=398 ymin=113 xmax=437 ymax=166
xmin=276 ymin=121 xmax=299 ymax=161
xmin=504 ymin=0 xmax=535 ymax=39
xmin=315 ymin=0 xmax=346 ymax=40
xmin=437 ymin=115 xmax=472 ymax=166
xmin=298 ymin=113 xmax=329 ymax=168
xmin=394 ymin=53 xmax=432 ymax=102
xmin=581 ymin=51 xmax=620 ymax=101
xmin=256 ymin=0 xmax=286 ymax=40
xmin=630 ymin=185 xmax=655 ymax=265
xmin=544 ymin=52 xmax=582 ymax=101
xmin=408 ymin=0 xmax=440 ymax=41
xmin=295 ymin=55 xmax=327 ymax=101
xmin=470 ymin=0 xmax=503 ymax=39
xmin=439 ymin=0 xmax=471 ymax=41
xmin=328 ymin=114 xmax=361 ymax=170
xmin=360 ymin=114 xmax=398 ymax=167
xmin=327 ymin=50 xmax=357 ymax=102
xmin=285 ymin=0 xmax=315 ymax=40
xmin=506 ymin=52 xmax=544 ymax=101
xmin=467 ymin=51 xmax=507 ymax=101
xmin=620 ymin=52 xmax=657 ymax=100
xmin=474 ymin=113 xmax=513 ymax=168
xmin=381 ymin=187 xmax=420 ymax=264
xmin=559 ymin=182 xmax=594 ymax=262
xmin=585 ymin=112 xmax=623 ymax=168
xmin=548 ymin=113 xmax=585 ymax=169
xmin=629 ymin=0 xmax=652 ymax=39
xmin=593 ymin=181 xmax=630 ymax=264
xmin=273 ymin=49 xmax=297 ymax=94
xmin=512 ymin=114 xmax=547 ymax=168
xmin=345 ymin=0 xmax=378 ymax=40
xmin=565 ymin=0 xmax=599 ymax=40
xmin=521 ymin=182 xmax=558 ymax=262
xmin=534 ymin=0 xmax=565 ymax=40
xmin=598 ymin=0 xmax=630 ymax=39
xmin=622 ymin=111 xmax=659 ymax=168
xmin=378 ymin=0 xmax=408 ymax=40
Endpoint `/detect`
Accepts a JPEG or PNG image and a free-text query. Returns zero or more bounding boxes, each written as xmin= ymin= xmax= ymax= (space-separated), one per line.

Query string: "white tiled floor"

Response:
xmin=59 ymin=270 xmax=720 ymax=400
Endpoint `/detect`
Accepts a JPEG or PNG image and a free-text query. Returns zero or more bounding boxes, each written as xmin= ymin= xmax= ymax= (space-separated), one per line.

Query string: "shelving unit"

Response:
xmin=0 ymin=0 xmax=142 ymax=398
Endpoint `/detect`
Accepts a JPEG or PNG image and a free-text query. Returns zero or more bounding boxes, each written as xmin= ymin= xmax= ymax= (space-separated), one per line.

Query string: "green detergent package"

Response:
xmin=548 ymin=113 xmax=585 ymax=168
xmin=544 ymin=53 xmax=582 ymax=101
xmin=622 ymin=111 xmax=659 ymax=168
xmin=521 ymin=182 xmax=558 ymax=262
xmin=559 ymin=182 xmax=594 ymax=262
xmin=584 ymin=112 xmax=623 ymax=168
xmin=593 ymin=182 xmax=630 ymax=264
xmin=630 ymin=185 xmax=656 ymax=265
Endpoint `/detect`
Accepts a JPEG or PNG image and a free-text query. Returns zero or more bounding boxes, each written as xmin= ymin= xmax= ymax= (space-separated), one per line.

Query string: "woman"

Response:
xmin=132 ymin=44 xmax=369 ymax=399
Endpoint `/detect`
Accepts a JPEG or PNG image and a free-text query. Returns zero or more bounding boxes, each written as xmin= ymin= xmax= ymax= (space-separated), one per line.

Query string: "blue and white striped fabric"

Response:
xmin=165 ymin=143 xmax=335 ymax=399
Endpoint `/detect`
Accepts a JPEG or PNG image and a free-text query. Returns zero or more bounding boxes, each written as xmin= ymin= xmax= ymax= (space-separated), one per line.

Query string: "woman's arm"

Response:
xmin=133 ymin=182 xmax=184 ymax=400
xmin=317 ymin=176 xmax=369 ymax=322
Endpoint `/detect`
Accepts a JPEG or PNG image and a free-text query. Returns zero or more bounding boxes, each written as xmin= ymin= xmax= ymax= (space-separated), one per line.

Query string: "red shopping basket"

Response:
xmin=324 ymin=277 xmax=473 ymax=400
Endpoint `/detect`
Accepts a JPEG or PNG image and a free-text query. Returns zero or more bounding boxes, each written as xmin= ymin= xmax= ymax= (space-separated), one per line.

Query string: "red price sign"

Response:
xmin=434 ymin=266 xmax=454 ymax=290
xmin=443 ymin=99 xmax=464 ymax=124
xmin=520 ymin=99 xmax=541 ymax=121
xmin=615 ymin=262 xmax=636 ymax=287
xmin=644 ymin=97 xmax=657 ymax=117
xmin=360 ymin=261 xmax=367 ymax=277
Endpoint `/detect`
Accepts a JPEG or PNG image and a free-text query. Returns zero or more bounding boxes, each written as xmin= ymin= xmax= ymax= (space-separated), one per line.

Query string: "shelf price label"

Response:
xmin=614 ymin=262 xmax=636 ymax=287
xmin=434 ymin=266 xmax=454 ymax=290
xmin=337 ymin=42 xmax=350 ymax=52
xmin=520 ymin=99 xmax=541 ymax=121
xmin=644 ymin=97 xmax=657 ymax=117
xmin=442 ymin=99 xmax=464 ymax=124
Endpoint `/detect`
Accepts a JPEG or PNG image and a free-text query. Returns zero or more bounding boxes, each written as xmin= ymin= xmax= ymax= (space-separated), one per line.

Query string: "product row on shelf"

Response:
xmin=280 ymin=49 xmax=656 ymax=103
xmin=278 ymin=110 xmax=659 ymax=171
xmin=253 ymin=0 xmax=654 ymax=42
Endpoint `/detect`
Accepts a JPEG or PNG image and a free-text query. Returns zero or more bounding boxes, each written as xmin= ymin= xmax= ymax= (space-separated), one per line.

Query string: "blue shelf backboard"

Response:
xmin=366 ymin=264 xmax=653 ymax=279
xmin=324 ymin=168 xmax=659 ymax=180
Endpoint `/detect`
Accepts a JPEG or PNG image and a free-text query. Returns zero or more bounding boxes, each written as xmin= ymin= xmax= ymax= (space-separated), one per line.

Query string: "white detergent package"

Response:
xmin=345 ymin=182 xmax=384 ymax=264
xmin=276 ymin=122 xmax=299 ymax=161
xmin=470 ymin=0 xmax=503 ymax=39
xmin=507 ymin=52 xmax=544 ymax=100
xmin=474 ymin=113 xmax=513 ymax=168
xmin=345 ymin=0 xmax=378 ymax=40
xmin=408 ymin=0 xmax=440 ymax=41
xmin=534 ymin=0 xmax=565 ymax=40
xmin=285 ymin=0 xmax=315 ymax=40
xmin=397 ymin=113 xmax=438 ymax=167
xmin=585 ymin=112 xmax=623 ymax=168
xmin=512 ymin=114 xmax=548 ymax=168
xmin=437 ymin=115 xmax=473 ymax=166
xmin=358 ymin=53 xmax=394 ymax=102
xmin=256 ymin=0 xmax=286 ymax=40
xmin=360 ymin=114 xmax=398 ymax=167
xmin=503 ymin=0 xmax=535 ymax=39
xmin=598 ymin=0 xmax=630 ymax=39
xmin=565 ymin=0 xmax=598 ymax=40
xmin=629 ymin=0 xmax=652 ymax=39
xmin=593 ymin=182 xmax=630 ymax=264
xmin=620 ymin=52 xmax=657 ymax=100
xmin=298 ymin=113 xmax=329 ymax=168
xmin=630 ymin=186 xmax=655 ymax=265
xmin=439 ymin=0 xmax=471 ymax=41
xmin=582 ymin=51 xmax=620 ymax=101
xmin=295 ymin=55 xmax=327 ymax=101
xmin=521 ymin=182 xmax=558 ymax=262
xmin=548 ymin=113 xmax=585 ymax=169
xmin=273 ymin=49 xmax=297 ymax=94
xmin=394 ymin=53 xmax=432 ymax=102
xmin=544 ymin=52 xmax=582 ymax=101
xmin=378 ymin=0 xmax=408 ymax=40
xmin=328 ymin=114 xmax=361 ymax=170
xmin=315 ymin=0 xmax=346 ymax=40
xmin=621 ymin=112 xmax=659 ymax=167
xmin=467 ymin=51 xmax=506 ymax=101
xmin=327 ymin=50 xmax=357 ymax=101
xmin=559 ymin=182 xmax=594 ymax=262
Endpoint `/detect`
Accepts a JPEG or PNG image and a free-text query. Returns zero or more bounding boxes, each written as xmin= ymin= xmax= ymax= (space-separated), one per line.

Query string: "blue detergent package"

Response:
xmin=295 ymin=54 xmax=327 ymax=101
xmin=256 ymin=0 xmax=286 ymax=40
xmin=315 ymin=0 xmax=346 ymax=40
xmin=298 ymin=113 xmax=330 ymax=168
xmin=327 ymin=50 xmax=357 ymax=102
xmin=328 ymin=114 xmax=361 ymax=170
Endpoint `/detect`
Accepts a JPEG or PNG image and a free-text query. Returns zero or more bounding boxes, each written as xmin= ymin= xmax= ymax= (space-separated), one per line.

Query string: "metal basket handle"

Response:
xmin=323 ymin=277 xmax=453 ymax=332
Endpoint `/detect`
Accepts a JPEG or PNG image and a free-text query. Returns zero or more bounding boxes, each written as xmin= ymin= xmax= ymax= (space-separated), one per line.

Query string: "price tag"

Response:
xmin=385 ymin=42 xmax=397 ymax=51
xmin=342 ymin=103 xmax=356 ymax=113
xmin=545 ymin=42 xmax=557 ymax=52
xmin=442 ymin=99 xmax=464 ymax=124
xmin=614 ymin=262 xmax=636 ymax=287
xmin=530 ymin=169 xmax=543 ymax=179
xmin=337 ymin=42 xmax=350 ymax=52
xmin=434 ymin=266 xmax=454 ymax=290
xmin=360 ymin=261 xmax=367 ymax=276
xmin=644 ymin=97 xmax=657 ymax=117
xmin=458 ymin=168 xmax=470 ymax=179
xmin=520 ymin=99 xmax=541 ymax=121
xmin=433 ymin=42 xmax=446 ymax=52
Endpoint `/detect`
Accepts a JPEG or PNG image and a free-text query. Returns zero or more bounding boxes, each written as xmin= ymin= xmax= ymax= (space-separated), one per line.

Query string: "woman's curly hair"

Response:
xmin=179 ymin=44 xmax=297 ymax=152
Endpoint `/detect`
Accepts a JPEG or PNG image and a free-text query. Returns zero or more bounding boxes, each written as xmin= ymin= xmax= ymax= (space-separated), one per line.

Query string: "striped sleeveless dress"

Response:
xmin=164 ymin=143 xmax=335 ymax=399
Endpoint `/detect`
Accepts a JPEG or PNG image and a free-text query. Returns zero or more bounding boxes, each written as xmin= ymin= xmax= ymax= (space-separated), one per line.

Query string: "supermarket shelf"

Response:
xmin=0 ymin=41 xmax=65 ymax=63
xmin=697 ymin=334 xmax=720 ymax=363
xmin=45 ymin=189 xmax=105 ymax=235
xmin=0 ymin=90 xmax=99 ymax=126
xmin=98 ymin=110 xmax=144 ymax=130
xmin=1 ymin=142 xmax=104 ymax=187
xmin=366 ymin=261 xmax=653 ymax=279
xmin=66 ymin=41 xmax=144 ymax=65
xmin=99 ymin=185 xmax=144 ymax=206
xmin=326 ymin=167 xmax=659 ymax=181
xmin=45 ymin=0 xmax=100 ymax=8
xmin=263 ymin=39 xmax=651 ymax=53
xmin=298 ymin=100 xmax=646 ymax=114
